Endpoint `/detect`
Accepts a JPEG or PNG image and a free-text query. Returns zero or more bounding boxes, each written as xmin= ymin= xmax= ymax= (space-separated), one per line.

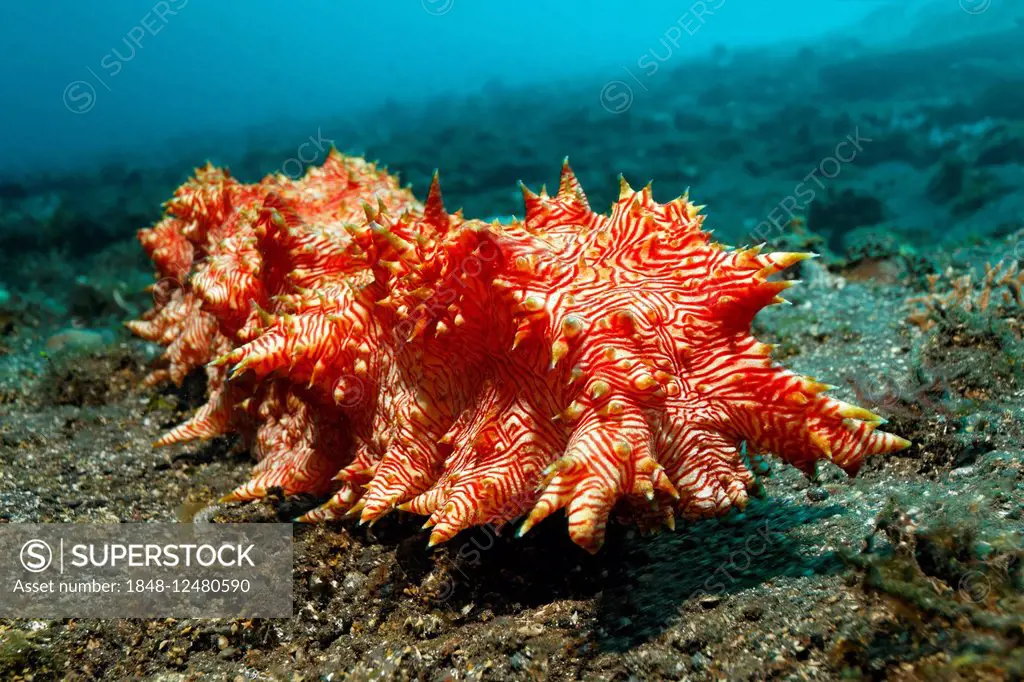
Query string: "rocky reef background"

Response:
xmin=1 ymin=4 xmax=1023 ymax=681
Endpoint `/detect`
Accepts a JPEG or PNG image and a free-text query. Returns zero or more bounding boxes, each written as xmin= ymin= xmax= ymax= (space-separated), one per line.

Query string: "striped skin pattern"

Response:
xmin=130 ymin=150 xmax=910 ymax=552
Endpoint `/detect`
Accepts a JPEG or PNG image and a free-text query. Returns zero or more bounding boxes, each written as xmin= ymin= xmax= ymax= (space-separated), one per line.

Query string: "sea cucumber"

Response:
xmin=129 ymin=150 xmax=910 ymax=552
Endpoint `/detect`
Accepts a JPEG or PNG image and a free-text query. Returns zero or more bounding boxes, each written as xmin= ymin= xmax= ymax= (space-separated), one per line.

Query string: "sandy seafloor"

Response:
xmin=1 ymin=14 xmax=1024 ymax=682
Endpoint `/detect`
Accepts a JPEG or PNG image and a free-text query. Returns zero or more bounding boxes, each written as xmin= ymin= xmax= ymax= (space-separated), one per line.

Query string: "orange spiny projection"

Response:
xmin=130 ymin=150 xmax=910 ymax=552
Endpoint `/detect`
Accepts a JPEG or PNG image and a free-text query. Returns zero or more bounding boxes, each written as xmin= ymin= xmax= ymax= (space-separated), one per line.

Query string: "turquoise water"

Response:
xmin=0 ymin=0 xmax=975 ymax=177
xmin=0 ymin=0 xmax=1020 ymax=250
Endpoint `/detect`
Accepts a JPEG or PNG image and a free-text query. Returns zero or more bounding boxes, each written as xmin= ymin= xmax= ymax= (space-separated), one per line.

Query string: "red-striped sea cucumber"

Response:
xmin=128 ymin=150 xmax=910 ymax=552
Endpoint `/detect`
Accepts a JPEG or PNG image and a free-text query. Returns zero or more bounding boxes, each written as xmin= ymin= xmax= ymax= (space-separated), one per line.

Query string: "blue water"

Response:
xmin=2 ymin=0 xmax=937 ymax=178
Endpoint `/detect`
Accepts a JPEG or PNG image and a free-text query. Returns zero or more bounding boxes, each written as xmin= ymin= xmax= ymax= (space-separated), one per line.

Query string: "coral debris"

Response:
xmin=907 ymin=259 xmax=1024 ymax=333
xmin=129 ymin=150 xmax=910 ymax=552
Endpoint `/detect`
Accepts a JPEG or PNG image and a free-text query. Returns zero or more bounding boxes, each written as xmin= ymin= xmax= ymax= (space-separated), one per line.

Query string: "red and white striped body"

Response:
xmin=129 ymin=151 xmax=910 ymax=552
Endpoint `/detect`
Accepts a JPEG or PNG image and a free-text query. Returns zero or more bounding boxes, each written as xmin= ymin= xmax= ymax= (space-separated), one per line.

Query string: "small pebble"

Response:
xmin=342 ymin=571 xmax=367 ymax=596
xmin=45 ymin=328 xmax=112 ymax=353
xmin=308 ymin=573 xmax=333 ymax=600
xmin=517 ymin=623 xmax=545 ymax=637
xmin=741 ymin=604 xmax=763 ymax=621
xmin=806 ymin=487 xmax=829 ymax=502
